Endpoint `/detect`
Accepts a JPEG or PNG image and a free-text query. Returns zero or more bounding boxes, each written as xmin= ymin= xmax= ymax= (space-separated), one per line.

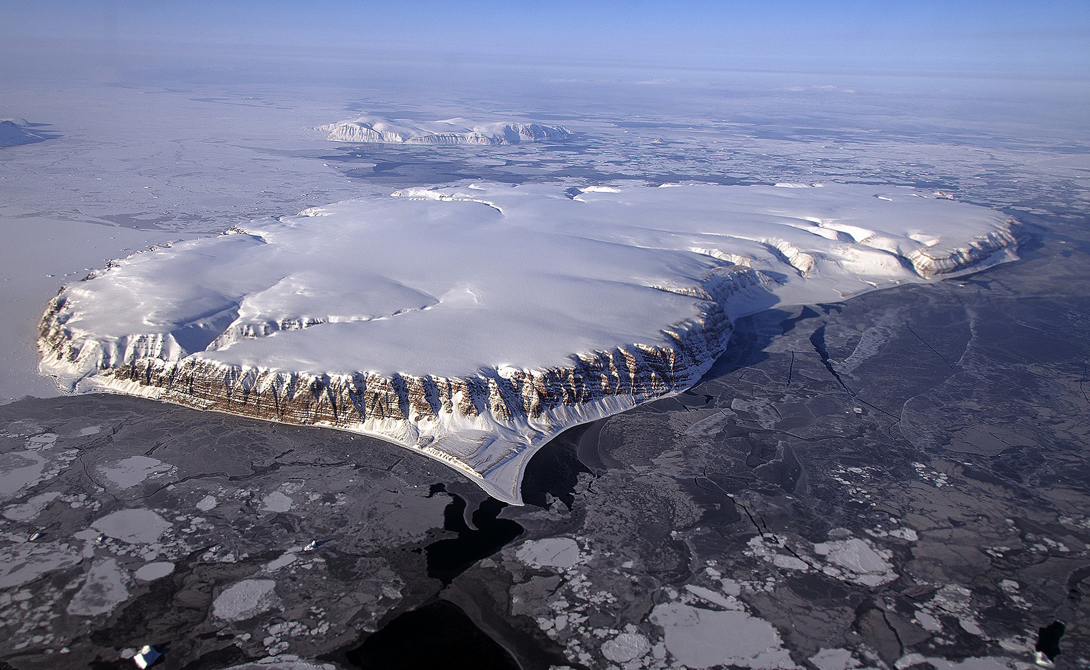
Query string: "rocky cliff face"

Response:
xmin=38 ymin=266 xmax=761 ymax=502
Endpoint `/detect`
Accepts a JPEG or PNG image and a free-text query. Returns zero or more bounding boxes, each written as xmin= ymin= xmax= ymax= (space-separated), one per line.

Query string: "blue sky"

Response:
xmin=5 ymin=0 xmax=1089 ymax=78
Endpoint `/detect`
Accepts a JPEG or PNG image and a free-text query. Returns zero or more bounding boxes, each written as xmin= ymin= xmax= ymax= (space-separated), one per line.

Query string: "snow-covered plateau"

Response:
xmin=37 ymin=183 xmax=1016 ymax=503
xmin=320 ymin=115 xmax=572 ymax=145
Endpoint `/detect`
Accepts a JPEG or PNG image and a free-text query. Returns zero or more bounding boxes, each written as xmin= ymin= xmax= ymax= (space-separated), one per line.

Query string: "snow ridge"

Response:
xmin=37 ymin=183 xmax=1017 ymax=503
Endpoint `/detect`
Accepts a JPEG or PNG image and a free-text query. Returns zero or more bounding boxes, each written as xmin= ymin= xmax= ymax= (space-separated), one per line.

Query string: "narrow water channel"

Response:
xmin=425 ymin=485 xmax=524 ymax=584
xmin=345 ymin=599 xmax=521 ymax=670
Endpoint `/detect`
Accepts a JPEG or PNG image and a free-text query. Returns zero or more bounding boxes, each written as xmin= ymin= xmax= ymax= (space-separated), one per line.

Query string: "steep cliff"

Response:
xmin=37 ymin=183 xmax=1017 ymax=502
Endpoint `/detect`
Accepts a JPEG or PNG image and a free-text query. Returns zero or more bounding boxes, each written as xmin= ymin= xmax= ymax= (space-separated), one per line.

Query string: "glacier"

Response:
xmin=320 ymin=116 xmax=572 ymax=145
xmin=37 ymin=183 xmax=1017 ymax=503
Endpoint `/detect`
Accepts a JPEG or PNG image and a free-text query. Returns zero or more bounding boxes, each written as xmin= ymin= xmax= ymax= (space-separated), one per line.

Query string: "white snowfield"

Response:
xmin=38 ymin=183 xmax=1016 ymax=503
xmin=320 ymin=115 xmax=572 ymax=145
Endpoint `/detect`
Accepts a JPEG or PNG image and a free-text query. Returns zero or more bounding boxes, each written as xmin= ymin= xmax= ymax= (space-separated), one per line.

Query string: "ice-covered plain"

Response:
xmin=38 ymin=182 xmax=1015 ymax=502
xmin=321 ymin=116 xmax=572 ymax=145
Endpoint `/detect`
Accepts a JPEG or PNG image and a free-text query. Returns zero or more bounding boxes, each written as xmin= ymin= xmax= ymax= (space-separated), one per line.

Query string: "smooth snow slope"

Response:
xmin=39 ymin=183 xmax=1016 ymax=502
xmin=321 ymin=116 xmax=572 ymax=145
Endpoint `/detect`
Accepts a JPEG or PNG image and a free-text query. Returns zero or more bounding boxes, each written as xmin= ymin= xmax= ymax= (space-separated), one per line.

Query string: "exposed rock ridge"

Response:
xmin=907 ymin=226 xmax=1018 ymax=277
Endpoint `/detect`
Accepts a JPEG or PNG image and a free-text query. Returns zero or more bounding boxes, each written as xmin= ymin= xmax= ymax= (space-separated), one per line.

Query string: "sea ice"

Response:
xmin=0 ymin=542 xmax=82 ymax=589
xmin=649 ymin=602 xmax=796 ymax=669
xmin=134 ymin=561 xmax=176 ymax=582
xmin=98 ymin=456 xmax=172 ymax=489
xmin=813 ymin=537 xmax=896 ymax=587
xmin=213 ymin=579 xmax=280 ymax=621
xmin=515 ymin=537 xmax=582 ymax=569
xmin=91 ymin=508 xmax=172 ymax=545
xmin=261 ymin=491 xmax=294 ymax=513
xmin=38 ymin=183 xmax=1016 ymax=502
xmin=601 ymin=631 xmax=651 ymax=663
xmin=66 ymin=557 xmax=131 ymax=617
xmin=2 ymin=491 xmax=61 ymax=521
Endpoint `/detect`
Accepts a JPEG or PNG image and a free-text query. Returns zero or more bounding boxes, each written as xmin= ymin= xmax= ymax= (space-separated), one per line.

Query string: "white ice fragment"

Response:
xmin=261 ymin=491 xmax=293 ymax=513
xmin=772 ymin=554 xmax=809 ymax=571
xmin=895 ymin=653 xmax=928 ymax=669
xmin=213 ymin=579 xmax=279 ymax=621
xmin=25 ymin=433 xmax=57 ymax=450
xmin=959 ymin=617 xmax=984 ymax=636
xmin=650 ymin=603 xmax=795 ymax=669
xmin=78 ymin=426 xmax=102 ymax=436
xmin=92 ymin=508 xmax=172 ymax=544
xmin=67 ymin=557 xmax=131 ymax=616
xmin=3 ymin=491 xmax=61 ymax=521
xmin=98 ymin=456 xmax=172 ymax=489
xmin=914 ymin=610 xmax=942 ymax=633
xmin=811 ymin=648 xmax=862 ymax=670
xmin=0 ymin=542 xmax=82 ymax=588
xmin=685 ymin=584 xmax=742 ymax=609
xmin=133 ymin=562 xmax=175 ymax=582
xmin=516 ymin=537 xmax=581 ymax=570
xmin=264 ymin=553 xmax=297 ymax=572
xmin=926 ymin=656 xmax=1022 ymax=670
xmin=813 ymin=538 xmax=895 ymax=586
xmin=0 ymin=451 xmax=47 ymax=500
xmin=601 ymin=632 xmax=651 ymax=663
xmin=196 ymin=495 xmax=217 ymax=511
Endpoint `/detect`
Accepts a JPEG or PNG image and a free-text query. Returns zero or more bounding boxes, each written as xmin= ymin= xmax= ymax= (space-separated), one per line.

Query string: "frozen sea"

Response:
xmin=1 ymin=53 xmax=1089 ymax=669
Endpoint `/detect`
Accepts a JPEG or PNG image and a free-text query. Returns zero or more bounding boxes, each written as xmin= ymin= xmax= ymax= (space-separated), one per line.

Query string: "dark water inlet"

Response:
xmin=345 ymin=599 xmax=520 ymax=670
xmin=1035 ymin=620 xmax=1065 ymax=661
xmin=425 ymin=486 xmax=523 ymax=584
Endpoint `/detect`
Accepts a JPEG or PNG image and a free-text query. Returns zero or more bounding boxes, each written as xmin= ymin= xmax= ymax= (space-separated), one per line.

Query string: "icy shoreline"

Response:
xmin=37 ymin=183 xmax=1017 ymax=502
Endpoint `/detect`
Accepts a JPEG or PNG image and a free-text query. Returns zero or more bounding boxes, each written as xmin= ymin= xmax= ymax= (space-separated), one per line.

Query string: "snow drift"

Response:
xmin=38 ymin=183 xmax=1016 ymax=502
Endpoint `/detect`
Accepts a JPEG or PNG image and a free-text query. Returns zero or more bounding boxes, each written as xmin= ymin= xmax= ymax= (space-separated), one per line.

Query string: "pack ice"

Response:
xmin=38 ymin=183 xmax=1016 ymax=502
xmin=320 ymin=115 xmax=572 ymax=145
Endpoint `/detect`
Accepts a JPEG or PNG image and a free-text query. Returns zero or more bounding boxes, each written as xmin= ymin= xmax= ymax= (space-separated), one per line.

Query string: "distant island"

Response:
xmin=321 ymin=115 xmax=572 ymax=145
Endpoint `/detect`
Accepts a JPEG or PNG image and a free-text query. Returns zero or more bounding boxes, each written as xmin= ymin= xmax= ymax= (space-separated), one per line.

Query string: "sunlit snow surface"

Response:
xmin=38 ymin=183 xmax=1015 ymax=502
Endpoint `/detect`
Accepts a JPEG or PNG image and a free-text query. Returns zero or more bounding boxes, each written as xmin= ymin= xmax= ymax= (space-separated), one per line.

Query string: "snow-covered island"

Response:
xmin=320 ymin=115 xmax=572 ymax=145
xmin=38 ymin=183 xmax=1016 ymax=502
xmin=0 ymin=118 xmax=45 ymax=148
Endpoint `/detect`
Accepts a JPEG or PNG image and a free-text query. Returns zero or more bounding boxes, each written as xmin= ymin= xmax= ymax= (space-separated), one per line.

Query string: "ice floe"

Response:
xmin=92 ymin=508 xmax=172 ymax=545
xmin=213 ymin=578 xmax=280 ymax=621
